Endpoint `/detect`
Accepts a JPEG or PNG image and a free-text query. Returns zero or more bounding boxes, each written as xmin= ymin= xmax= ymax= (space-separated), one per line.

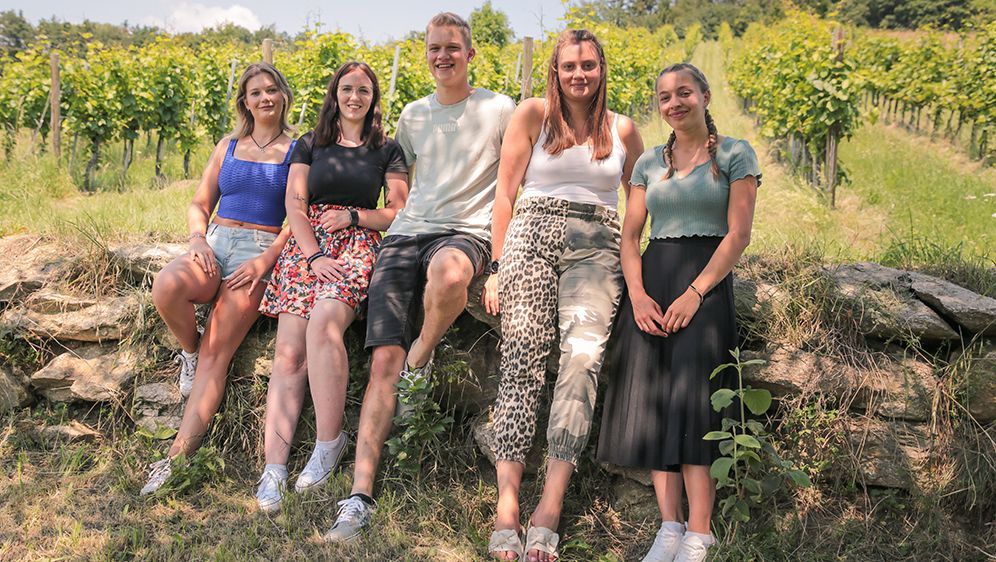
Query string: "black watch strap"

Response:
xmin=348 ymin=209 xmax=359 ymax=226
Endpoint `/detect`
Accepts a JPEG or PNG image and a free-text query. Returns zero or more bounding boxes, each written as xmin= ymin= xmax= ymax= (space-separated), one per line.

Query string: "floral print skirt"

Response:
xmin=260 ymin=204 xmax=382 ymax=319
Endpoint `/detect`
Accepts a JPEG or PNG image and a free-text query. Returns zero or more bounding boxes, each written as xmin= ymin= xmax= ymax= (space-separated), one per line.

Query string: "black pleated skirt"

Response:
xmin=596 ymin=237 xmax=738 ymax=472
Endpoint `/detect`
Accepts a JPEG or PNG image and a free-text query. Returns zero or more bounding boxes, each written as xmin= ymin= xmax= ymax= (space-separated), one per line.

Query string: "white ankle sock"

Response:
xmin=661 ymin=521 xmax=685 ymax=533
xmin=683 ymin=530 xmax=714 ymax=545
xmin=315 ymin=433 xmax=345 ymax=452
xmin=263 ymin=463 xmax=287 ymax=478
xmin=181 ymin=349 xmax=197 ymax=359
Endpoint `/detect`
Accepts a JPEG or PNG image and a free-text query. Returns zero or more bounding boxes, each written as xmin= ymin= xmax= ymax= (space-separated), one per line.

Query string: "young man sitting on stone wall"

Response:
xmin=322 ymin=11 xmax=516 ymax=542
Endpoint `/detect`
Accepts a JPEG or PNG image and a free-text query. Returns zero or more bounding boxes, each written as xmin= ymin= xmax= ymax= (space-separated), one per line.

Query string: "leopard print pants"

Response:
xmin=493 ymin=196 xmax=623 ymax=465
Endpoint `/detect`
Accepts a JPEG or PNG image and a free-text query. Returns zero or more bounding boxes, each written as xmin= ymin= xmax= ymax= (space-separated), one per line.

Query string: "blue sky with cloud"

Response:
xmin=6 ymin=0 xmax=568 ymax=42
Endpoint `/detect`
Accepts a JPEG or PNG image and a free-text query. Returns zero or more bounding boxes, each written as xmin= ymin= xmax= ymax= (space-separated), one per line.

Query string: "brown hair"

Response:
xmin=312 ymin=61 xmax=386 ymax=149
xmin=232 ymin=62 xmax=294 ymax=139
xmin=542 ymin=29 xmax=612 ymax=161
xmin=426 ymin=12 xmax=473 ymax=49
xmin=657 ymin=63 xmax=719 ymax=179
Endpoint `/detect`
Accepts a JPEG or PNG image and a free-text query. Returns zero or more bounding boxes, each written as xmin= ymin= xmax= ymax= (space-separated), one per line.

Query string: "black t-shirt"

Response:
xmin=290 ymin=131 xmax=408 ymax=208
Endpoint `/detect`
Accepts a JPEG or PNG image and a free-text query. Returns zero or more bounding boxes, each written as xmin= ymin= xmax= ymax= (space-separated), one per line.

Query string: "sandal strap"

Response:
xmin=525 ymin=525 xmax=560 ymax=557
xmin=488 ymin=529 xmax=524 ymax=557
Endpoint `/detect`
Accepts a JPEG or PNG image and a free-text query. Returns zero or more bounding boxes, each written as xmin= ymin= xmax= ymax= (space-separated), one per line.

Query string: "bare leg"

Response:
xmin=494 ymin=460 xmax=525 ymax=560
xmin=306 ymin=299 xmax=355 ymax=441
xmin=263 ymin=313 xmax=309 ymax=465
xmin=168 ymin=282 xmax=266 ymax=456
xmin=152 ymin=255 xmax=220 ymax=353
xmin=682 ymin=465 xmax=715 ymax=535
xmin=651 ymin=470 xmax=686 ymax=523
xmin=406 ymin=248 xmax=474 ymax=368
xmin=350 ymin=345 xmax=406 ymax=496
xmin=528 ymin=458 xmax=574 ymax=562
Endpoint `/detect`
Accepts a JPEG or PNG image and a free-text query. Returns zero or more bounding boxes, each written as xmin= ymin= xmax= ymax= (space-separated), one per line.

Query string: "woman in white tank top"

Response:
xmin=482 ymin=29 xmax=644 ymax=562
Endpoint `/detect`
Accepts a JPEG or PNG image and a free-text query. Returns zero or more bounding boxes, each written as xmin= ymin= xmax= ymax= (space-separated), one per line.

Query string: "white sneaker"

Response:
xmin=641 ymin=521 xmax=686 ymax=562
xmin=176 ymin=326 xmax=204 ymax=398
xmin=323 ymin=495 xmax=375 ymax=542
xmin=674 ymin=532 xmax=715 ymax=562
xmin=140 ymin=457 xmax=173 ymax=496
xmin=255 ymin=466 xmax=287 ymax=513
xmin=294 ymin=432 xmax=348 ymax=493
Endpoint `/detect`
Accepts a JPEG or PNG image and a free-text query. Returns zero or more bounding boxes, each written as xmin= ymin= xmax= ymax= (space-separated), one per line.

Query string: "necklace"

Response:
xmin=250 ymin=131 xmax=282 ymax=152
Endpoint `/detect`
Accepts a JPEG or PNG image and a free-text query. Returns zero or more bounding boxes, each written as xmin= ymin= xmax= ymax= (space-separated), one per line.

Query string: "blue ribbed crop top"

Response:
xmin=215 ymin=138 xmax=296 ymax=227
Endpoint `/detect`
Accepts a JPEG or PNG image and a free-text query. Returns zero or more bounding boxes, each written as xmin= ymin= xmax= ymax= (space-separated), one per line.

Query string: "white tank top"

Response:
xmin=519 ymin=113 xmax=626 ymax=208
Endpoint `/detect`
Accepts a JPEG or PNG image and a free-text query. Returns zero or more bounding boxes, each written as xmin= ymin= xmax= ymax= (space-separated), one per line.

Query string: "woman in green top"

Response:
xmin=596 ymin=63 xmax=761 ymax=562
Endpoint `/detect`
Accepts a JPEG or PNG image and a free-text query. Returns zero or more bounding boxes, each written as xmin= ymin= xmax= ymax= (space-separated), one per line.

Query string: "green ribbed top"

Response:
xmin=631 ymin=136 xmax=761 ymax=239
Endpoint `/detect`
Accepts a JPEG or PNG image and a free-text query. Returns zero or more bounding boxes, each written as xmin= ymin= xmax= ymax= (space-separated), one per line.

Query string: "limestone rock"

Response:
xmin=464 ymin=274 xmax=500 ymax=333
xmin=39 ymin=420 xmax=102 ymax=444
xmin=952 ymin=345 xmax=996 ymax=422
xmin=135 ymin=382 xmax=182 ymax=407
xmin=744 ymin=347 xmax=937 ymax=422
xmin=0 ymin=365 xmax=33 ymax=412
xmin=909 ymin=273 xmax=996 ymax=335
xmin=471 ymin=412 xmax=545 ymax=474
xmin=2 ymin=292 xmax=141 ymax=343
xmin=434 ymin=314 xmax=501 ymax=413
xmin=829 ymin=263 xmax=958 ymax=341
xmin=846 ymin=418 xmax=931 ymax=490
xmin=108 ymin=242 xmax=186 ymax=283
xmin=610 ymin=477 xmax=658 ymax=520
xmin=30 ymin=344 xmax=139 ymax=402
xmin=230 ymin=327 xmax=276 ymax=379
xmin=134 ymin=415 xmax=183 ymax=434
xmin=0 ymin=235 xmax=71 ymax=305
xmin=132 ymin=381 xmax=184 ymax=433
xmin=599 ymin=462 xmax=653 ymax=487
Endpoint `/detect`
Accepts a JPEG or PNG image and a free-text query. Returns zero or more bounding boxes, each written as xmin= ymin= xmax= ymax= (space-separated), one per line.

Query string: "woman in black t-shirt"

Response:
xmin=254 ymin=62 xmax=409 ymax=512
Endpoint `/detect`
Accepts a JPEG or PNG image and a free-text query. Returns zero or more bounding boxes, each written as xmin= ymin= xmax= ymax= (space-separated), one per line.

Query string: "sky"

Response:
xmin=5 ymin=0 xmax=569 ymax=43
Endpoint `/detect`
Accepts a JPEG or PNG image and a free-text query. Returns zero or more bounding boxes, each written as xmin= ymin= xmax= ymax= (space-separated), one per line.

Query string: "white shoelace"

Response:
xmin=142 ymin=458 xmax=172 ymax=494
xmin=335 ymin=496 xmax=369 ymax=523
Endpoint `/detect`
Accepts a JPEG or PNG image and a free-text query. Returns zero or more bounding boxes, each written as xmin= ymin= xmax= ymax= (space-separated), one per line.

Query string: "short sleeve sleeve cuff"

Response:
xmin=729 ymin=139 xmax=762 ymax=188
xmin=289 ymin=132 xmax=313 ymax=165
xmin=385 ymin=140 xmax=409 ymax=174
xmin=629 ymin=147 xmax=656 ymax=189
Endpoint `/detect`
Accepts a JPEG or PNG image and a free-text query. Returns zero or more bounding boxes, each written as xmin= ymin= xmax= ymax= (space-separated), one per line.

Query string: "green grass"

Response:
xmin=0 ymin=133 xmax=211 ymax=241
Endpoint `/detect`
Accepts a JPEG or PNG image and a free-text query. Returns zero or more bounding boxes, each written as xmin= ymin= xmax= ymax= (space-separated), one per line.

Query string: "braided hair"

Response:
xmin=659 ymin=63 xmax=720 ymax=180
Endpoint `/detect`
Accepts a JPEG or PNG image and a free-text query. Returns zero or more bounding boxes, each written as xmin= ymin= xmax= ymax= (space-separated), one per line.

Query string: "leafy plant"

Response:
xmin=144 ymin=447 xmax=226 ymax=498
xmin=387 ymin=370 xmax=454 ymax=477
xmin=704 ymin=349 xmax=811 ymax=527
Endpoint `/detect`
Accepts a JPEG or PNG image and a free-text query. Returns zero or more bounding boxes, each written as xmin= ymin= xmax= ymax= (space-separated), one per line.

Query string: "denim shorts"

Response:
xmin=205 ymin=223 xmax=279 ymax=280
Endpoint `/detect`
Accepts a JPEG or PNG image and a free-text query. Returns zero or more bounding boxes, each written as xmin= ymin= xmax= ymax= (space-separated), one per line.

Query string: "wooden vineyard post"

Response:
xmin=262 ymin=38 xmax=273 ymax=64
xmin=521 ymin=37 xmax=534 ymax=100
xmin=50 ymin=52 xmax=61 ymax=161
xmin=385 ymin=45 xmax=401 ymax=123
xmin=220 ymin=59 xmax=238 ymax=138
xmin=826 ymin=27 xmax=845 ymax=209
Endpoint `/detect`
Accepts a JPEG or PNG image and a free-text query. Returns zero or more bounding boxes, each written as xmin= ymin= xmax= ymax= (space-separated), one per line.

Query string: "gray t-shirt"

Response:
xmin=631 ymin=136 xmax=762 ymax=239
xmin=388 ymin=88 xmax=516 ymax=241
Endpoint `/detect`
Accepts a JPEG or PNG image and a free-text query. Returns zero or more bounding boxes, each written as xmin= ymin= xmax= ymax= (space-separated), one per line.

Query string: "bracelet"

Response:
xmin=306 ymin=251 xmax=325 ymax=266
xmin=688 ymin=283 xmax=704 ymax=304
xmin=348 ymin=209 xmax=359 ymax=227
xmin=188 ymin=232 xmax=206 ymax=240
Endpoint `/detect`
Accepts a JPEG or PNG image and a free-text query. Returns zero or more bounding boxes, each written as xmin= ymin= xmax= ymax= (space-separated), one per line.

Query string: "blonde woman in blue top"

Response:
xmin=597 ymin=63 xmax=761 ymax=562
xmin=140 ymin=63 xmax=296 ymax=496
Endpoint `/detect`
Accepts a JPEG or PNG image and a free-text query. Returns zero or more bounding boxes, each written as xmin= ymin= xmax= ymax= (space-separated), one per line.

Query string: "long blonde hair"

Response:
xmin=542 ymin=29 xmax=612 ymax=161
xmin=231 ymin=62 xmax=294 ymax=139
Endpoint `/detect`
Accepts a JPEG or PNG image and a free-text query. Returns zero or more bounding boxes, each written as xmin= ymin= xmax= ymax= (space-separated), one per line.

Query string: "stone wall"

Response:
xmin=1 ymin=234 xmax=993 ymax=493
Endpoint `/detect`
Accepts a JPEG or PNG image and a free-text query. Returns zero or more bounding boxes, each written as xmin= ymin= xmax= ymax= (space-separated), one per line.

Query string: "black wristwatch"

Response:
xmin=488 ymin=259 xmax=500 ymax=275
xmin=348 ymin=209 xmax=359 ymax=226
